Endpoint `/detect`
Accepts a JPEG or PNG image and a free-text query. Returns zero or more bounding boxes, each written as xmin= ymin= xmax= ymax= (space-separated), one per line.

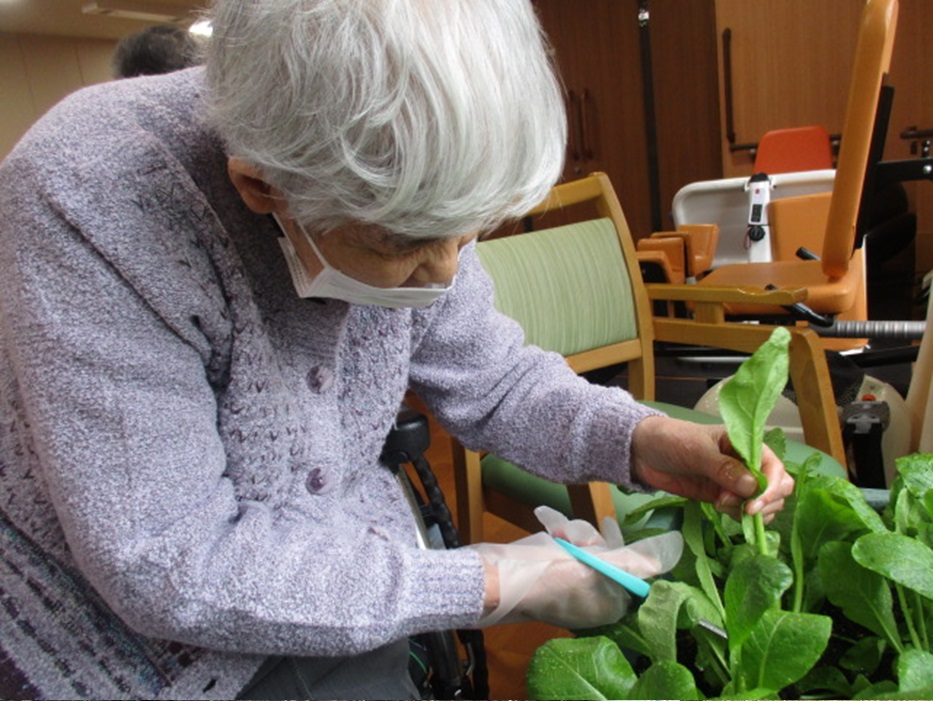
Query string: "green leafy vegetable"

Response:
xmin=852 ymin=532 xmax=933 ymax=599
xmin=897 ymin=649 xmax=933 ymax=692
xmin=526 ymin=636 xmax=635 ymax=700
xmin=628 ymin=660 xmax=700 ymax=700
xmin=526 ymin=337 xmax=933 ymax=700
xmin=719 ymin=327 xmax=791 ymax=554
xmin=718 ymin=326 xmax=790 ymax=487
xmin=733 ymin=609 xmax=831 ymax=692
xmin=819 ymin=541 xmax=902 ymax=650
xmin=723 ymin=554 xmax=792 ymax=646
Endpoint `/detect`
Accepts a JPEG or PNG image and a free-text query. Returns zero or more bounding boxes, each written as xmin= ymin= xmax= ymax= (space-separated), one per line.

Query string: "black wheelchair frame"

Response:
xmin=380 ymin=404 xmax=489 ymax=700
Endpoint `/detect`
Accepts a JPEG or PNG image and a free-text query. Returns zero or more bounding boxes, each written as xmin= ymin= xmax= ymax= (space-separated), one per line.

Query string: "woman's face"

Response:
xmin=225 ymin=157 xmax=477 ymax=289
xmin=286 ymin=217 xmax=478 ymax=289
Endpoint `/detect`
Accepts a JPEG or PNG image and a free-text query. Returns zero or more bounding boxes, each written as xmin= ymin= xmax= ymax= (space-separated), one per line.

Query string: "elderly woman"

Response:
xmin=0 ymin=1 xmax=792 ymax=698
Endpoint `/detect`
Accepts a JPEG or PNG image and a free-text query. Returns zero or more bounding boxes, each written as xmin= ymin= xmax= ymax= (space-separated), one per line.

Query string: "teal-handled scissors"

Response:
xmin=554 ymin=537 xmax=728 ymax=640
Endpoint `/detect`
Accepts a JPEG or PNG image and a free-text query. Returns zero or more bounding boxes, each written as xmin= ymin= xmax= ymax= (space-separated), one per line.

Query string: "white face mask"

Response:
xmin=274 ymin=214 xmax=455 ymax=308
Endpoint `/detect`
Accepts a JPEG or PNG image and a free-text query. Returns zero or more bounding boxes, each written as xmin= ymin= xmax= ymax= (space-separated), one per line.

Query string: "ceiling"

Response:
xmin=0 ymin=0 xmax=208 ymax=41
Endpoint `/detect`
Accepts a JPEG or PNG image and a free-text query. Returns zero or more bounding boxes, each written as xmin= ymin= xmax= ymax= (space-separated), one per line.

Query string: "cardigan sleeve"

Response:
xmin=408 ymin=243 xmax=662 ymax=489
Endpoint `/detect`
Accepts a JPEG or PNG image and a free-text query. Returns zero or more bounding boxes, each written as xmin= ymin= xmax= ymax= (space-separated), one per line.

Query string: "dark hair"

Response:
xmin=112 ymin=25 xmax=201 ymax=78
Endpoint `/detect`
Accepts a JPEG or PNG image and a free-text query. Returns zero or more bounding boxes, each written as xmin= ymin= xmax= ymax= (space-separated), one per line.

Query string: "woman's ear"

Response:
xmin=227 ymin=158 xmax=283 ymax=214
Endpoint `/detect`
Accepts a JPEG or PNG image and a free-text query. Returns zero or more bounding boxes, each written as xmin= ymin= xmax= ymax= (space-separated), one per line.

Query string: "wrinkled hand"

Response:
xmin=473 ymin=506 xmax=682 ymax=629
xmin=630 ymin=415 xmax=795 ymax=522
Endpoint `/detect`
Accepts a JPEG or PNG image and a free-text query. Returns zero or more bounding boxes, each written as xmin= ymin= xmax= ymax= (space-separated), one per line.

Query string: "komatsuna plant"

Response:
xmin=527 ymin=327 xmax=933 ymax=700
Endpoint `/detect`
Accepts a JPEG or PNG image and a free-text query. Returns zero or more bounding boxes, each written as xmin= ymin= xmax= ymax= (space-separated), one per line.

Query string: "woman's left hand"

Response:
xmin=630 ymin=415 xmax=794 ymax=522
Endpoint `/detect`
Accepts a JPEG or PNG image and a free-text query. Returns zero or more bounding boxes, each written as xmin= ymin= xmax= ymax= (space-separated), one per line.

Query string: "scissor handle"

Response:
xmin=554 ymin=538 xmax=651 ymax=598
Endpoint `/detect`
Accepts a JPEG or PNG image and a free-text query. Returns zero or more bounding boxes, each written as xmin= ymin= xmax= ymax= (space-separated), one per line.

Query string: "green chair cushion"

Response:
xmin=475 ymin=219 xmax=639 ymax=356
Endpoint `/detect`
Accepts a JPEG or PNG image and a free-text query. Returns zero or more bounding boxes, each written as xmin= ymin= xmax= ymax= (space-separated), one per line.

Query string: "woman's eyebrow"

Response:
xmin=379 ymin=233 xmax=441 ymax=253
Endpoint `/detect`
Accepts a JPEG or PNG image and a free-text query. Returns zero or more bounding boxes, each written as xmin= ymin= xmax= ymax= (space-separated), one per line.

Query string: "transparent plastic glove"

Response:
xmin=533 ymin=504 xmax=626 ymax=548
xmin=473 ymin=506 xmax=683 ymax=629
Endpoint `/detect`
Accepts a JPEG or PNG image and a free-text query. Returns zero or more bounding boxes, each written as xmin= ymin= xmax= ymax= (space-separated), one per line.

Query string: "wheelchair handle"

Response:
xmin=765 ymin=284 xmax=835 ymax=327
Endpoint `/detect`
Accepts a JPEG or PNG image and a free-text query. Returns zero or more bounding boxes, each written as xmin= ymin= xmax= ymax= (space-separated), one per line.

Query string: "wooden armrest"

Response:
xmin=645 ymin=283 xmax=808 ymax=305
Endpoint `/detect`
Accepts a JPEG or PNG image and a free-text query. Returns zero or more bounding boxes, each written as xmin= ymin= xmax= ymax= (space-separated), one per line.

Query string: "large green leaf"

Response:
xmin=893 ymin=487 xmax=933 ymax=544
xmin=852 ymin=532 xmax=933 ymax=600
xmin=724 ymin=554 xmax=792 ymax=647
xmin=526 ymin=636 xmax=635 ymax=701
xmin=890 ymin=454 xmax=933 ymax=543
xmin=639 ymin=580 xmax=725 ymax=665
xmin=840 ymin=636 xmax=885 ymax=675
xmin=638 ymin=581 xmax=686 ymax=662
xmin=734 ymin=609 xmax=831 ymax=693
xmin=821 ymin=474 xmax=889 ymax=534
xmin=628 ymin=660 xmax=700 ymax=700
xmin=794 ymin=474 xmax=884 ymax=563
xmin=718 ymin=327 xmax=790 ymax=477
xmin=818 ymin=541 xmax=900 ymax=646
xmin=895 ymin=453 xmax=933 ymax=500
xmin=580 ymin=614 xmax=651 ymax=660
xmin=898 ymin=649 xmax=933 ymax=692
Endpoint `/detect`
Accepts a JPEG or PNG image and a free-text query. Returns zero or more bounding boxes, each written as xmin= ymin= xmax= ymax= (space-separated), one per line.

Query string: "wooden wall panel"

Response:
xmin=0 ymin=34 xmax=36 ymax=158
xmin=534 ymin=0 xmax=654 ymax=239
xmin=650 ymin=0 xmax=722 ymax=229
xmin=889 ymin=0 xmax=933 ymax=275
xmin=0 ymin=32 xmax=117 ymax=160
xmin=714 ymin=0 xmax=861 ymax=177
xmin=533 ymin=0 xmax=720 ymax=239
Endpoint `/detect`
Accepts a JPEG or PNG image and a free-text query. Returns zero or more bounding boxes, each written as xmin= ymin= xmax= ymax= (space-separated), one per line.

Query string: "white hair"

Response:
xmin=204 ymin=0 xmax=566 ymax=239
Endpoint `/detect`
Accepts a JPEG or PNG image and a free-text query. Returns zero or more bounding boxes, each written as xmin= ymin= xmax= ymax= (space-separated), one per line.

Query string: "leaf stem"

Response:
xmin=701 ymin=502 xmax=733 ymax=549
xmin=790 ymin=527 xmax=805 ymax=613
xmin=916 ymin=591 xmax=930 ymax=650
xmin=753 ymin=512 xmax=767 ymax=556
xmin=705 ymin=639 xmax=730 ymax=686
xmin=895 ymin=583 xmax=919 ymax=652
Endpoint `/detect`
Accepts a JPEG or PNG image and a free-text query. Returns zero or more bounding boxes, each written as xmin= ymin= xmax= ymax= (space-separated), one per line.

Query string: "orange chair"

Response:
xmin=754 ymin=125 xmax=835 ymax=174
xmin=681 ymin=0 xmax=898 ymax=349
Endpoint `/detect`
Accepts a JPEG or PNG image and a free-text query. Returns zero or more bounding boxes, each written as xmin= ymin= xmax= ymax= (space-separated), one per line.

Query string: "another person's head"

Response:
xmin=112 ymin=24 xmax=201 ymax=78
xmin=207 ymin=0 xmax=567 ymax=247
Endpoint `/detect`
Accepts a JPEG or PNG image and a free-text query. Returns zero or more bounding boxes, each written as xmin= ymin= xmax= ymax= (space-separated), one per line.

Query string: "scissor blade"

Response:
xmin=697 ymin=617 xmax=729 ymax=640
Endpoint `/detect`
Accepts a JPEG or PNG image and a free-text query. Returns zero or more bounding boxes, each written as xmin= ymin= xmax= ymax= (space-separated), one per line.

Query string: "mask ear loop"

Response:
xmin=273 ymin=212 xmax=335 ymax=272
xmin=296 ymin=222 xmax=334 ymax=271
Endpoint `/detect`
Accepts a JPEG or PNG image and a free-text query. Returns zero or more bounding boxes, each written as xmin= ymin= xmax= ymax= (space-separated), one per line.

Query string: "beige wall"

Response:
xmin=0 ymin=32 xmax=117 ymax=160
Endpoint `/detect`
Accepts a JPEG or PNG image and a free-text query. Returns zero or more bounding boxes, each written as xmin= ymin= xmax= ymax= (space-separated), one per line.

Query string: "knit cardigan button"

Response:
xmin=306 ymin=467 xmax=328 ymax=494
xmin=306 ymin=366 xmax=333 ymax=393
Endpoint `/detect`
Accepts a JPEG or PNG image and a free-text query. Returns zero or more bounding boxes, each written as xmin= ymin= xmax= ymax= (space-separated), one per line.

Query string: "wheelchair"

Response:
xmin=380 ymin=404 xmax=489 ymax=700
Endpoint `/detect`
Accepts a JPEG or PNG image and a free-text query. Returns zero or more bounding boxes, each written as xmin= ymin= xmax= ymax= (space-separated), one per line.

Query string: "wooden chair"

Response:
xmin=452 ymin=172 xmax=846 ymax=545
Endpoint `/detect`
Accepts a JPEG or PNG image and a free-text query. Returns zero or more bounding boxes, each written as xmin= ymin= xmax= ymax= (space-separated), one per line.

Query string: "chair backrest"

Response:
xmin=754 ymin=126 xmax=835 ymax=174
xmin=475 ymin=172 xmax=656 ymax=399
xmin=821 ymin=0 xmax=898 ymax=279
